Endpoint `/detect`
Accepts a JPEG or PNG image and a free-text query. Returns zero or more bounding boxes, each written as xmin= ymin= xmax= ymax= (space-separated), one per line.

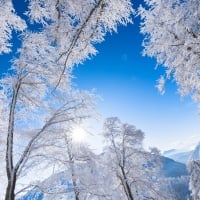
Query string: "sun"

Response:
xmin=72 ymin=127 xmax=87 ymax=143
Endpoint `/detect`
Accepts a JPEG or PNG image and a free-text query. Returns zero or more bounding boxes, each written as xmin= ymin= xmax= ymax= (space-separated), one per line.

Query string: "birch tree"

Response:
xmin=41 ymin=136 xmax=110 ymax=200
xmin=22 ymin=132 xmax=112 ymax=200
xmin=139 ymin=0 xmax=200 ymax=101
xmin=102 ymin=117 xmax=166 ymax=200
xmin=188 ymin=160 xmax=200 ymax=200
xmin=0 ymin=61 xmax=95 ymax=199
xmin=0 ymin=0 xmax=134 ymax=199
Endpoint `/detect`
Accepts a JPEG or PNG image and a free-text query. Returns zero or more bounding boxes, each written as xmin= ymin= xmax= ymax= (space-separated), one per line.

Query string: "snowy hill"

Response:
xmin=162 ymin=156 xmax=188 ymax=177
xmin=189 ymin=142 xmax=200 ymax=161
xmin=163 ymin=149 xmax=192 ymax=164
xmin=18 ymin=171 xmax=75 ymax=200
xmin=18 ymin=156 xmax=190 ymax=200
xmin=163 ymin=141 xmax=200 ymax=164
xmin=161 ymin=157 xmax=191 ymax=200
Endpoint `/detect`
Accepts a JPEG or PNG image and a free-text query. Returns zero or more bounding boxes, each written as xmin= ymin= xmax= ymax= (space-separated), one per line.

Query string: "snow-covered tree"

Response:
xmin=0 ymin=0 xmax=26 ymax=54
xmin=0 ymin=1 xmax=134 ymax=199
xmin=27 ymin=131 xmax=112 ymax=200
xmin=139 ymin=0 xmax=200 ymax=101
xmin=102 ymin=117 xmax=166 ymax=200
xmin=0 ymin=62 xmax=95 ymax=199
xmin=1 ymin=0 xmax=133 ymax=71
xmin=188 ymin=160 xmax=200 ymax=200
xmin=49 ymin=135 xmax=98 ymax=200
xmin=164 ymin=176 xmax=192 ymax=200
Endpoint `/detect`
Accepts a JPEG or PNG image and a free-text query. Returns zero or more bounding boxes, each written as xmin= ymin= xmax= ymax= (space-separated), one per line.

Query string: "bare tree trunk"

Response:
xmin=5 ymin=171 xmax=17 ymax=200
xmin=5 ymin=79 xmax=21 ymax=200
xmin=65 ymin=136 xmax=80 ymax=200
xmin=120 ymin=166 xmax=134 ymax=200
xmin=72 ymin=174 xmax=80 ymax=200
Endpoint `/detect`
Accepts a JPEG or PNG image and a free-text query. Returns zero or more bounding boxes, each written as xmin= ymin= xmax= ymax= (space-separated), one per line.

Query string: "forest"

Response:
xmin=0 ymin=0 xmax=199 ymax=199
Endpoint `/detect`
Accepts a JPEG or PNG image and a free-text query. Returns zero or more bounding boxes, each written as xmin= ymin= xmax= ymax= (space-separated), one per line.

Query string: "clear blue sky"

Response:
xmin=72 ymin=13 xmax=200 ymax=151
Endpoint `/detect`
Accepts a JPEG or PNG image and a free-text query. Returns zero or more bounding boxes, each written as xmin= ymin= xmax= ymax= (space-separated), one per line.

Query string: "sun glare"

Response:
xmin=72 ymin=127 xmax=87 ymax=143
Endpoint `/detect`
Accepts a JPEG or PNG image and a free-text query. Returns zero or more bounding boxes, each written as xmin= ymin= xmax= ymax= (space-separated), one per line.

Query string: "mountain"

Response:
xmin=162 ymin=156 xmax=188 ymax=177
xmin=189 ymin=142 xmax=200 ymax=161
xmin=161 ymin=157 xmax=191 ymax=200
xmin=163 ymin=141 xmax=200 ymax=164
xmin=18 ymin=156 xmax=190 ymax=200
xmin=163 ymin=149 xmax=192 ymax=164
xmin=19 ymin=192 xmax=43 ymax=200
xmin=18 ymin=171 xmax=74 ymax=200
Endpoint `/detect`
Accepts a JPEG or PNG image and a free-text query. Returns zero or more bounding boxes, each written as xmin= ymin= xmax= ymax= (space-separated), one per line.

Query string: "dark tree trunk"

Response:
xmin=71 ymin=168 xmax=80 ymax=200
xmin=120 ymin=166 xmax=134 ymax=200
xmin=5 ymin=172 xmax=16 ymax=200
xmin=5 ymin=81 xmax=21 ymax=200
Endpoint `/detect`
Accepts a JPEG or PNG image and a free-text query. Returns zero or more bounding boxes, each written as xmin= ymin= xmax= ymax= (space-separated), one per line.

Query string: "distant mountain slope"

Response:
xmin=18 ymin=156 xmax=190 ymax=200
xmin=189 ymin=142 xmax=200 ymax=161
xmin=18 ymin=171 xmax=74 ymax=200
xmin=161 ymin=157 xmax=191 ymax=200
xmin=163 ymin=141 xmax=200 ymax=164
xmin=162 ymin=156 xmax=188 ymax=177
xmin=19 ymin=192 xmax=43 ymax=200
xmin=163 ymin=149 xmax=192 ymax=164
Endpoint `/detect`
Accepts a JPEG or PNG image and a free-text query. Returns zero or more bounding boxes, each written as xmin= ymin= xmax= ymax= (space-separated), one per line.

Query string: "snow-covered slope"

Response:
xmin=163 ymin=149 xmax=192 ymax=164
xmin=18 ymin=171 xmax=74 ymax=200
xmin=189 ymin=142 xmax=200 ymax=161
xmin=162 ymin=156 xmax=188 ymax=177
xmin=162 ymin=157 xmax=191 ymax=200
xmin=18 ymin=156 xmax=190 ymax=200
xmin=164 ymin=141 xmax=200 ymax=164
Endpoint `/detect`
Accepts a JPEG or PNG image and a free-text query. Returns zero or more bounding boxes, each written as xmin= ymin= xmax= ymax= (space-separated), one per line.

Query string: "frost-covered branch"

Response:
xmin=139 ymin=0 xmax=200 ymax=101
